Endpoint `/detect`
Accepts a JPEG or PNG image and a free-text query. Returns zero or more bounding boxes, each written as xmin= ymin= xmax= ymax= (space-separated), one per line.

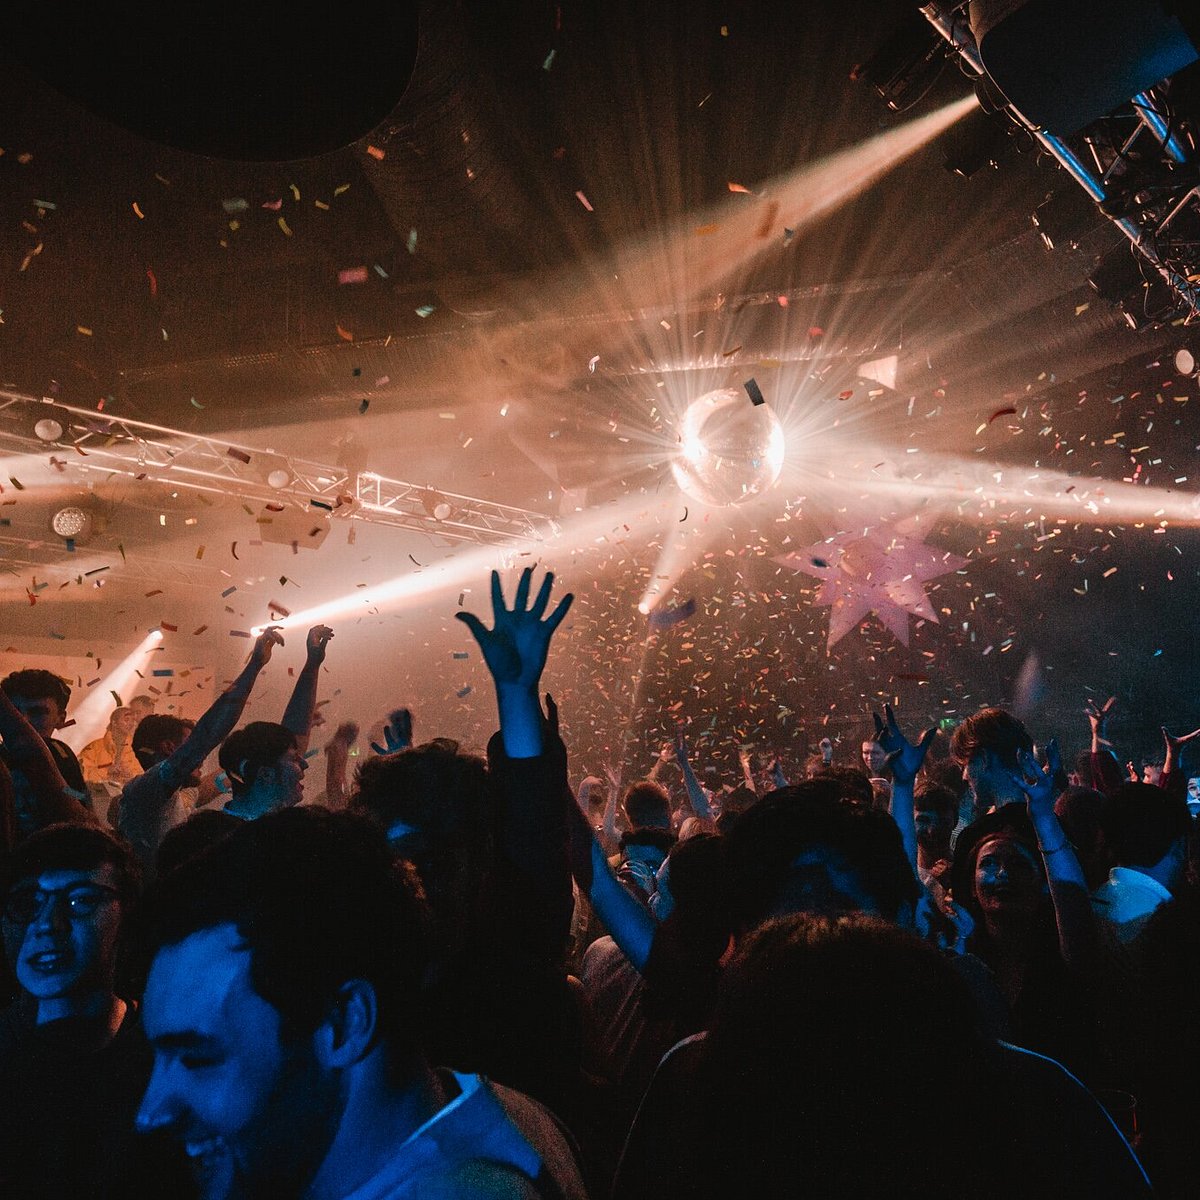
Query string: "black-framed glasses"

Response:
xmin=2 ymin=885 xmax=121 ymax=926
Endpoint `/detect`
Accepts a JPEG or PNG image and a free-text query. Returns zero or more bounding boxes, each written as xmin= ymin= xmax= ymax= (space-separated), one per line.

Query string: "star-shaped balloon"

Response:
xmin=776 ymin=524 xmax=966 ymax=648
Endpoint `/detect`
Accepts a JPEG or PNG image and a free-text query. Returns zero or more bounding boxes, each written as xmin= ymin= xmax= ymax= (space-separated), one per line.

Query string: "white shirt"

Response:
xmin=1091 ymin=866 xmax=1173 ymax=944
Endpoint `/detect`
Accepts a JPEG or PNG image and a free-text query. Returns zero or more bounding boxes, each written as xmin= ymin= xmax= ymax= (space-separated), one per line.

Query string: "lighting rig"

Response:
xmin=918 ymin=1 xmax=1200 ymax=329
xmin=0 ymin=391 xmax=554 ymax=548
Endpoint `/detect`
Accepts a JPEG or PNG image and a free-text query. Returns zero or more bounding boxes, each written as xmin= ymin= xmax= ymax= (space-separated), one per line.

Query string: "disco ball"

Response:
xmin=34 ymin=417 xmax=64 ymax=441
xmin=670 ymin=388 xmax=786 ymax=507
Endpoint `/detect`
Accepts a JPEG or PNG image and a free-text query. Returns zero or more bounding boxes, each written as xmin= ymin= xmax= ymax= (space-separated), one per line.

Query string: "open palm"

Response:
xmin=456 ymin=567 xmax=573 ymax=689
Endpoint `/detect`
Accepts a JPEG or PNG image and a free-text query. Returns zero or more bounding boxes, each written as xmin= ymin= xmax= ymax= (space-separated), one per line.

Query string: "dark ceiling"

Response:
xmin=0 ymin=0 xmax=1163 ymax=441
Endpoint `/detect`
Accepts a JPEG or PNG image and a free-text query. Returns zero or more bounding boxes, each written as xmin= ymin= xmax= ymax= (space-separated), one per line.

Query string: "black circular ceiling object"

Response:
xmin=5 ymin=5 xmax=420 ymax=160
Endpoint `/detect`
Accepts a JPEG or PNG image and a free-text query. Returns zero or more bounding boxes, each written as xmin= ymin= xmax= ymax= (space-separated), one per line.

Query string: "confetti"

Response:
xmin=456 ymin=686 xmax=473 ymax=698
xmin=744 ymin=378 xmax=765 ymax=406
xmin=338 ymin=266 xmax=368 ymax=285
xmin=414 ymin=305 xmax=435 ymax=318
xmin=575 ymin=190 xmax=594 ymax=211
xmin=366 ymin=145 xmax=385 ymax=160
xmin=988 ymin=405 xmax=1018 ymax=423
xmin=226 ymin=447 xmax=252 ymax=465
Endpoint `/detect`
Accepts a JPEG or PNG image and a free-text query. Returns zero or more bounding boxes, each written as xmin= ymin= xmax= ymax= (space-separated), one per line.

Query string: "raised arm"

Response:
xmin=1012 ymin=741 xmax=1100 ymax=970
xmin=281 ymin=624 xmax=333 ymax=752
xmin=1160 ymin=725 xmax=1200 ymax=798
xmin=123 ymin=627 xmax=281 ymax=812
xmin=1086 ymin=696 xmax=1125 ymax=795
xmin=323 ymin=721 xmax=358 ymax=809
xmin=567 ymin=769 xmax=656 ymax=973
xmin=0 ymin=687 xmax=97 ymax=828
xmin=674 ymin=729 xmax=714 ymax=821
xmin=770 ymin=754 xmax=789 ymax=790
xmin=456 ymin=567 xmax=573 ymax=759
xmin=872 ymin=704 xmax=935 ymax=877
xmin=646 ymin=741 xmax=673 ymax=784
xmin=737 ymin=745 xmax=757 ymax=796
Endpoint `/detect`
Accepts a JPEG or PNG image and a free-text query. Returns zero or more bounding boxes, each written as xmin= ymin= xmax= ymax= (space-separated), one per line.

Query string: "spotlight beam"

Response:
xmin=824 ymin=444 xmax=1200 ymax=527
xmin=252 ymin=492 xmax=686 ymax=635
xmin=59 ymin=630 xmax=163 ymax=752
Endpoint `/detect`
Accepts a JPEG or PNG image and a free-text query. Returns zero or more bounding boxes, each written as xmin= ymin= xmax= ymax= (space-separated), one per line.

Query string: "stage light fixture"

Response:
xmin=34 ymin=417 xmax=64 ymax=441
xmin=421 ymin=490 xmax=456 ymax=522
xmin=1032 ymin=189 xmax=1099 ymax=251
xmin=1087 ymin=243 xmax=1148 ymax=302
xmin=51 ymin=505 xmax=94 ymax=542
xmin=1118 ymin=277 xmax=1177 ymax=330
xmin=850 ymin=14 xmax=946 ymax=112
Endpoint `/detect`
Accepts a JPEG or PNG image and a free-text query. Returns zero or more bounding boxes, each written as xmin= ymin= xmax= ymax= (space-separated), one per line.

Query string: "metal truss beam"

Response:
xmin=0 ymin=392 xmax=554 ymax=547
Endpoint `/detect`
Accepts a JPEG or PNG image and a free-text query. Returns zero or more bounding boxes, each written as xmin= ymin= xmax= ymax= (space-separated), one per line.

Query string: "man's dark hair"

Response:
xmin=920 ymin=756 xmax=968 ymax=802
xmin=352 ymin=740 xmax=489 ymax=841
xmin=1 ymin=669 xmax=71 ymax=711
xmin=812 ymin=766 xmax=874 ymax=808
xmin=619 ymin=826 xmax=677 ymax=856
xmin=694 ymin=914 xmax=999 ymax=1196
xmin=723 ymin=784 xmax=920 ymax=932
xmin=949 ymin=707 xmax=1033 ymax=771
xmin=135 ymin=808 xmax=430 ymax=1074
xmin=218 ymin=721 xmax=297 ymax=796
xmin=722 ymin=784 xmax=758 ymax=816
xmin=623 ymin=780 xmax=672 ymax=829
xmin=154 ymin=810 xmax=239 ymax=877
xmin=132 ymin=713 xmax=192 ymax=767
xmin=914 ymin=782 xmax=959 ymax=824
xmin=1 ymin=822 xmax=142 ymax=910
xmin=1100 ymin=783 xmax=1191 ymax=868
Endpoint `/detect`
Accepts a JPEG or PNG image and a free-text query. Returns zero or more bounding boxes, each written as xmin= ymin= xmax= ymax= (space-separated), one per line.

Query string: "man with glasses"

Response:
xmin=0 ymin=824 xmax=174 ymax=1197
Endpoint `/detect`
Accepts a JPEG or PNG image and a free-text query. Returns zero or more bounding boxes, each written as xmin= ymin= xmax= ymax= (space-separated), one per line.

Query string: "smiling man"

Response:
xmin=135 ymin=807 xmax=588 ymax=1200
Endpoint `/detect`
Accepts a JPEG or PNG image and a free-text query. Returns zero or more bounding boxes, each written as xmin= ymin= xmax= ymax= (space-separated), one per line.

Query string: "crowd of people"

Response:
xmin=0 ymin=567 xmax=1197 ymax=1197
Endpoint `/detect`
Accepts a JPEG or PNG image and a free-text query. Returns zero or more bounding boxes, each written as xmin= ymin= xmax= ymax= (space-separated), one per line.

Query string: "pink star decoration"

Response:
xmin=775 ymin=525 xmax=966 ymax=649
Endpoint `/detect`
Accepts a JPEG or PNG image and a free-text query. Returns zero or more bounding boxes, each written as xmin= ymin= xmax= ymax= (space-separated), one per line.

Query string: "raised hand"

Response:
xmin=603 ymin=762 xmax=622 ymax=794
xmin=872 ymin=703 xmax=936 ymax=786
xmin=455 ymin=567 xmax=573 ymax=691
xmin=250 ymin=626 xmax=284 ymax=669
xmin=370 ymin=708 xmax=413 ymax=756
xmin=329 ymin=721 xmax=359 ymax=747
xmin=306 ymin=624 xmax=334 ymax=664
xmin=1162 ymin=725 xmax=1200 ymax=758
xmin=1085 ymin=696 xmax=1116 ymax=745
xmin=674 ymin=727 xmax=689 ymax=764
xmin=1012 ymin=740 xmax=1064 ymax=821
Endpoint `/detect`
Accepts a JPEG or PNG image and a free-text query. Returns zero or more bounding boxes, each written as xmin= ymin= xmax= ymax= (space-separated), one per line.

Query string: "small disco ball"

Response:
xmin=34 ymin=417 xmax=64 ymax=441
xmin=670 ymin=388 xmax=786 ymax=507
